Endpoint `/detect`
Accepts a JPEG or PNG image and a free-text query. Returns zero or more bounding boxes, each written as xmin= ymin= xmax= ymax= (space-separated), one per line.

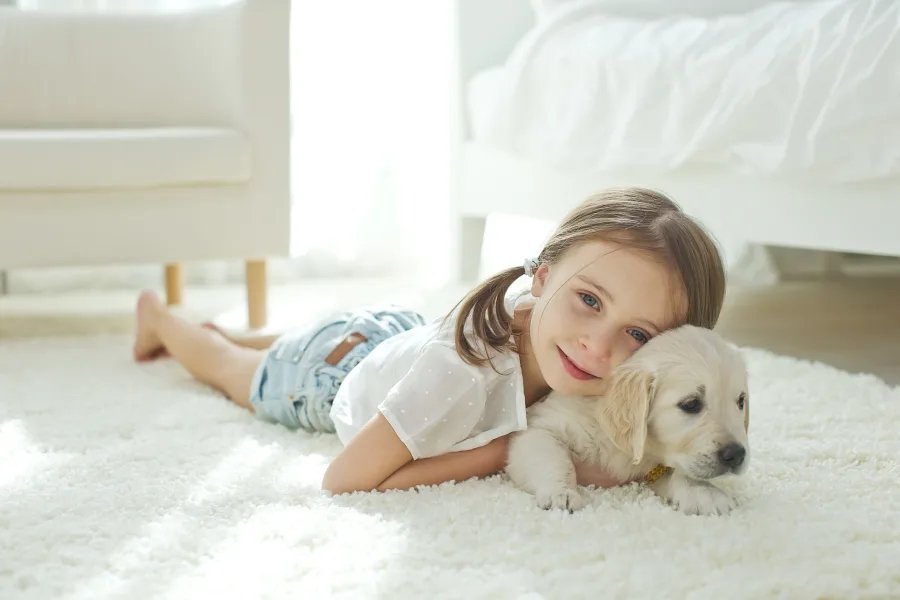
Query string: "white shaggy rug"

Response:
xmin=1 ymin=334 xmax=898 ymax=600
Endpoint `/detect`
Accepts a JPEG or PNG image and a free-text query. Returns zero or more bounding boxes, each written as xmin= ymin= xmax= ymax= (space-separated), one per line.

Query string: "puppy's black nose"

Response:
xmin=718 ymin=444 xmax=745 ymax=468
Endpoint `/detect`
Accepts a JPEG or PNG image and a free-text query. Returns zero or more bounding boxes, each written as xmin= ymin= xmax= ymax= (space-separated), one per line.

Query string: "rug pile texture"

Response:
xmin=0 ymin=335 xmax=897 ymax=599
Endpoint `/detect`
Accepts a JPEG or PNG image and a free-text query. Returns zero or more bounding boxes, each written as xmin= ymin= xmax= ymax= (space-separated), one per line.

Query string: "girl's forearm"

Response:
xmin=376 ymin=436 xmax=509 ymax=492
xmin=572 ymin=458 xmax=629 ymax=488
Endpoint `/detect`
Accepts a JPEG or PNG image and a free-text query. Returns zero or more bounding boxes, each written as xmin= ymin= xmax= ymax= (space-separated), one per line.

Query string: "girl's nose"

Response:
xmin=579 ymin=331 xmax=613 ymax=366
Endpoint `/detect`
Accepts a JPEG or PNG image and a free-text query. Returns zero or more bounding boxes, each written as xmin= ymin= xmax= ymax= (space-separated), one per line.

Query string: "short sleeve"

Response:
xmin=378 ymin=343 xmax=486 ymax=459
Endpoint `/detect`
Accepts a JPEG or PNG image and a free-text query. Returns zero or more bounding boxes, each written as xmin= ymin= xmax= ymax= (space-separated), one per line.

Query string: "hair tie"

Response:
xmin=523 ymin=258 xmax=539 ymax=278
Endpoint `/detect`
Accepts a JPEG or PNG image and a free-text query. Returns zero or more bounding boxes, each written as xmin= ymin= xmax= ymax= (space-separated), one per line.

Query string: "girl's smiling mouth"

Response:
xmin=557 ymin=347 xmax=599 ymax=381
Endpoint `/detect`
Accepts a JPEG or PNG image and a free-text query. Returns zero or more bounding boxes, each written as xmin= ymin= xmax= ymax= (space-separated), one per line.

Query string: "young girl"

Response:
xmin=133 ymin=187 xmax=725 ymax=495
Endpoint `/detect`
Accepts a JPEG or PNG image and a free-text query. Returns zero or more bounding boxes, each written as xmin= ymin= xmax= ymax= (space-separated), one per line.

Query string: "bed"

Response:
xmin=452 ymin=0 xmax=900 ymax=281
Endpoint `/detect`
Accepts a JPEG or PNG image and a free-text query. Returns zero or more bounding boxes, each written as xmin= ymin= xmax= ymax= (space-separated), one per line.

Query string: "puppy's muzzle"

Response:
xmin=717 ymin=443 xmax=746 ymax=471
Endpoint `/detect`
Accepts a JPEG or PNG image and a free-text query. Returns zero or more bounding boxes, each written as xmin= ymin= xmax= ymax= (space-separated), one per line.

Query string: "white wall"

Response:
xmin=4 ymin=0 xmax=457 ymax=293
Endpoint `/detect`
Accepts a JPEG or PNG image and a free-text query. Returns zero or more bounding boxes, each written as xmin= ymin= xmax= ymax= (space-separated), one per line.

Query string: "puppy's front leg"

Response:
xmin=649 ymin=471 xmax=737 ymax=516
xmin=506 ymin=428 xmax=586 ymax=512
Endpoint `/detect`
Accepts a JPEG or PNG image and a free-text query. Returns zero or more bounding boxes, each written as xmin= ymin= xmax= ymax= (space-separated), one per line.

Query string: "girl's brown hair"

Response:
xmin=448 ymin=187 xmax=726 ymax=367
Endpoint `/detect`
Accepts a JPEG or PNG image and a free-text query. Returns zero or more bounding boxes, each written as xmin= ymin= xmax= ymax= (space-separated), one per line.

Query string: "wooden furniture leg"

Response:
xmin=245 ymin=259 xmax=267 ymax=329
xmin=165 ymin=262 xmax=184 ymax=306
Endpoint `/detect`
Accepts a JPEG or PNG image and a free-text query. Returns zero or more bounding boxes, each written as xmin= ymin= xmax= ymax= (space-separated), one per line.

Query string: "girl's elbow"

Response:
xmin=321 ymin=463 xmax=345 ymax=494
xmin=321 ymin=467 xmax=352 ymax=495
xmin=321 ymin=464 xmax=374 ymax=495
xmin=320 ymin=475 xmax=342 ymax=495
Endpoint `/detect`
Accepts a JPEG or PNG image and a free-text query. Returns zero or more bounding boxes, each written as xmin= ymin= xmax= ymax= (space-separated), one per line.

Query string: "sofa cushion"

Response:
xmin=0 ymin=127 xmax=251 ymax=190
xmin=0 ymin=4 xmax=242 ymax=126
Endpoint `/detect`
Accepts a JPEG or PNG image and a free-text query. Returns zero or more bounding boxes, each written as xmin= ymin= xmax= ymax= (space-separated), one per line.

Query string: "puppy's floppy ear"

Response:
xmin=595 ymin=363 xmax=656 ymax=465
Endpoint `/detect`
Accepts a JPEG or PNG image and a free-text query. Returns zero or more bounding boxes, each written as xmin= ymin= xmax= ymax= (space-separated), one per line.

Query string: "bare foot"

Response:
xmin=133 ymin=290 xmax=166 ymax=362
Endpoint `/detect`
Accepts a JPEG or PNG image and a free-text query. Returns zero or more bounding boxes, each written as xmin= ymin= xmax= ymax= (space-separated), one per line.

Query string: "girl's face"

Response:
xmin=524 ymin=240 xmax=686 ymax=397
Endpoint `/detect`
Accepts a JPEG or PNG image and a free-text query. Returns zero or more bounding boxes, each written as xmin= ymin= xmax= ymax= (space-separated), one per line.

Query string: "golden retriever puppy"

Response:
xmin=506 ymin=325 xmax=750 ymax=515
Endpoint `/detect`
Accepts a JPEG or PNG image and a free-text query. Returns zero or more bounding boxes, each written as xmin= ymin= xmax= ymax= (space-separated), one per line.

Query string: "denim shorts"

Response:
xmin=248 ymin=305 xmax=426 ymax=433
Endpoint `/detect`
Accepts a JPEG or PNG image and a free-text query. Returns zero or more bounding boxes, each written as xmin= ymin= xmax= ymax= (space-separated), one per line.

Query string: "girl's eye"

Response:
xmin=628 ymin=329 xmax=650 ymax=345
xmin=579 ymin=292 xmax=601 ymax=310
xmin=678 ymin=397 xmax=704 ymax=414
xmin=738 ymin=393 xmax=746 ymax=410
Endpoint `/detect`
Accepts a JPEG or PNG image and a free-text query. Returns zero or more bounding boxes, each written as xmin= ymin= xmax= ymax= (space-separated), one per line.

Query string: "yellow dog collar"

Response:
xmin=644 ymin=464 xmax=673 ymax=484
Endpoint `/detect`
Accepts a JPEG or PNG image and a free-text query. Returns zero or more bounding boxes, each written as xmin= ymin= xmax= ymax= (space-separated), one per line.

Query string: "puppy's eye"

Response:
xmin=678 ymin=397 xmax=704 ymax=414
xmin=738 ymin=393 xmax=746 ymax=410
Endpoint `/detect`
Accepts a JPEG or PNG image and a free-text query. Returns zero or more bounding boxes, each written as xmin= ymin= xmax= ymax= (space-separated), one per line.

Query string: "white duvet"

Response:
xmin=469 ymin=0 xmax=900 ymax=182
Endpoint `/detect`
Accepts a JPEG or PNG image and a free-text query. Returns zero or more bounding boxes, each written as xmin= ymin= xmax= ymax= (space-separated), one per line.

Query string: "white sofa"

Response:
xmin=0 ymin=0 xmax=291 ymax=328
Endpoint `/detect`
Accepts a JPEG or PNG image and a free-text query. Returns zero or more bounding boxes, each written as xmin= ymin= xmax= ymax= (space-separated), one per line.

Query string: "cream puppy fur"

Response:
xmin=506 ymin=325 xmax=750 ymax=515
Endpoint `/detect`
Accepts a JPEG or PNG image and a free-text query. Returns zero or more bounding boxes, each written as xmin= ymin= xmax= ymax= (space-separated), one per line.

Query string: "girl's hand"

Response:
xmin=503 ymin=434 xmax=626 ymax=488
xmin=572 ymin=458 xmax=630 ymax=488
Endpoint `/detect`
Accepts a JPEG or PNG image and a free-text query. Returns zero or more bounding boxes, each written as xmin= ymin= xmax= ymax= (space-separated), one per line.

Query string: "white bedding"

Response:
xmin=468 ymin=0 xmax=900 ymax=183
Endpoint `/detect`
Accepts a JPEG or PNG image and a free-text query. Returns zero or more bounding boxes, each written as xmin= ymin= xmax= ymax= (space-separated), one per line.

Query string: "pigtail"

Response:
xmin=444 ymin=266 xmax=526 ymax=368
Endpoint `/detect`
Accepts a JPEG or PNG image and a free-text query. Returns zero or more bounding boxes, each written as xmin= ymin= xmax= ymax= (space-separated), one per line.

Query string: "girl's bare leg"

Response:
xmin=133 ymin=290 xmax=265 ymax=411
xmin=199 ymin=324 xmax=282 ymax=350
xmin=151 ymin=324 xmax=281 ymax=359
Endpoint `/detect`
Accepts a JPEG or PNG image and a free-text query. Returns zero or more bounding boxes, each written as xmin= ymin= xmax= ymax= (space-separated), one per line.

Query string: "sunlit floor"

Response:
xmin=716 ymin=277 xmax=900 ymax=385
xmin=0 ymin=275 xmax=898 ymax=385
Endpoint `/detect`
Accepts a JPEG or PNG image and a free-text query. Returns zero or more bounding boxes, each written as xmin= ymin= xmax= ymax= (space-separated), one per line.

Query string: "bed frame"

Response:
xmin=451 ymin=0 xmax=900 ymax=281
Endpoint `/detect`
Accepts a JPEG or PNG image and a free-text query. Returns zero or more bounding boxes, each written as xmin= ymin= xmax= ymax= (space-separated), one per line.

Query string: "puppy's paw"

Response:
xmin=669 ymin=480 xmax=737 ymax=516
xmin=535 ymin=487 xmax=587 ymax=513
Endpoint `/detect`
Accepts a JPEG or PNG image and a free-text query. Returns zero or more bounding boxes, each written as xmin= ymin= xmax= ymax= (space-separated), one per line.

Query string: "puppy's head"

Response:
xmin=595 ymin=325 xmax=750 ymax=479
